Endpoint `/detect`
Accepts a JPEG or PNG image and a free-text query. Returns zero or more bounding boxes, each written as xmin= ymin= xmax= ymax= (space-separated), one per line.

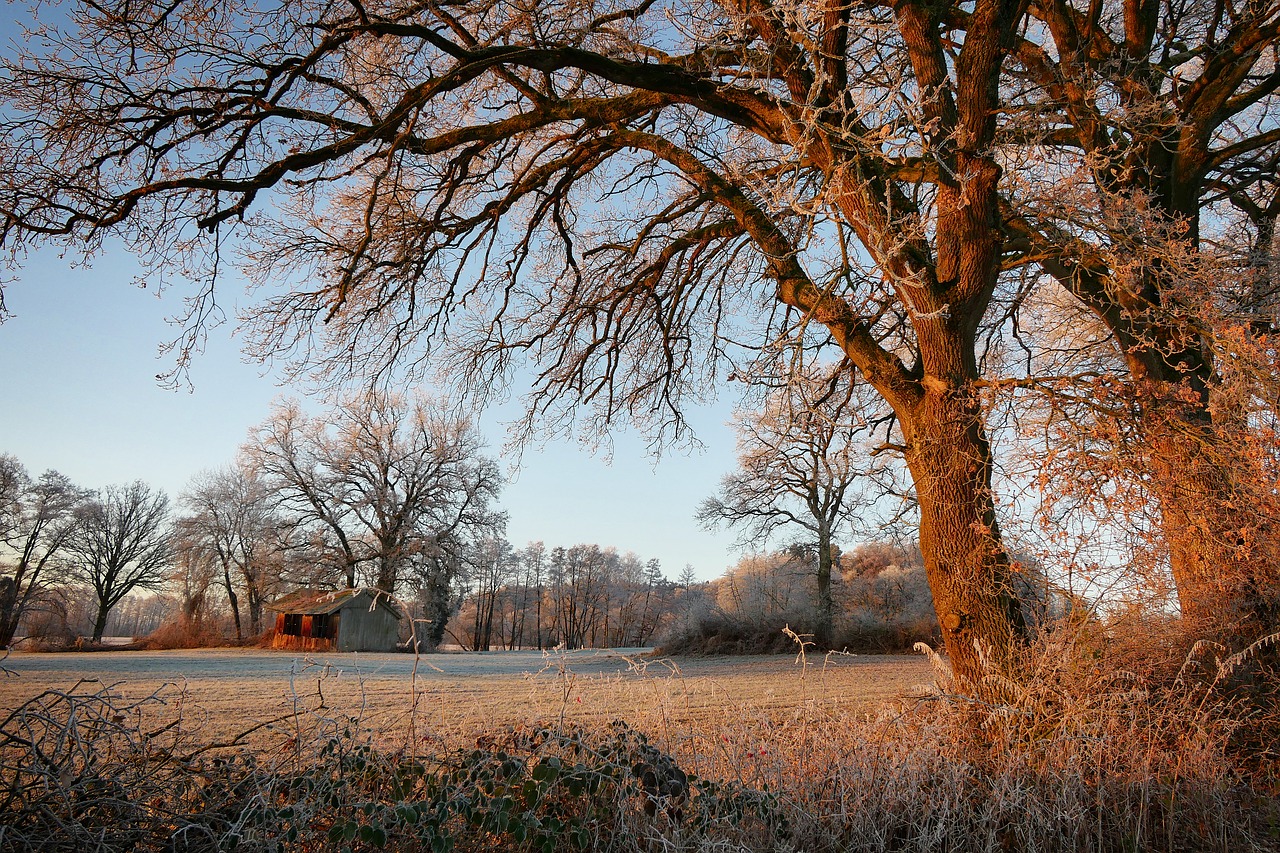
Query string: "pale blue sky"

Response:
xmin=0 ymin=246 xmax=744 ymax=580
xmin=0 ymin=3 xmax=748 ymax=581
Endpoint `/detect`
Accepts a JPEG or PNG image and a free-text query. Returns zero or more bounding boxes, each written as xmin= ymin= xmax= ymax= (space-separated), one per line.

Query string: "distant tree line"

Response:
xmin=449 ymin=542 xmax=694 ymax=651
xmin=0 ymin=391 xmax=508 ymax=648
xmin=445 ymin=536 xmax=946 ymax=655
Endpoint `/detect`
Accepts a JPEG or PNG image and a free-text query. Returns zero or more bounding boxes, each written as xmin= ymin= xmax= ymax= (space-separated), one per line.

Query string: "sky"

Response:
xmin=0 ymin=3 xmax=750 ymax=582
xmin=0 ymin=245 xmax=747 ymax=580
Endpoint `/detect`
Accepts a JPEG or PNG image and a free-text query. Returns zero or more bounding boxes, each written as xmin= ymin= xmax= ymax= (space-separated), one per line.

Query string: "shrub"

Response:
xmin=0 ymin=685 xmax=786 ymax=852
xmin=16 ymin=604 xmax=75 ymax=650
xmin=657 ymin=557 xmax=942 ymax=654
xmin=655 ymin=607 xmax=811 ymax=655
xmin=141 ymin=616 xmax=228 ymax=650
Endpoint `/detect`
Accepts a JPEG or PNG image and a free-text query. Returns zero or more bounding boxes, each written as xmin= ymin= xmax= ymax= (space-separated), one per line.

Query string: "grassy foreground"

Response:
xmin=1 ymin=636 xmax=1278 ymax=852
xmin=0 ymin=648 xmax=930 ymax=744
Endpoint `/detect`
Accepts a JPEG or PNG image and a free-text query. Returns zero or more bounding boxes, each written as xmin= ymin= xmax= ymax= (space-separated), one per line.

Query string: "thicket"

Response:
xmin=659 ymin=544 xmax=941 ymax=655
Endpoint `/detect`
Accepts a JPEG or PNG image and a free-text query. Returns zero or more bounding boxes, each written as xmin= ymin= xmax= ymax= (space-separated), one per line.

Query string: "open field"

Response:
xmin=4 ymin=643 xmax=1276 ymax=851
xmin=0 ymin=648 xmax=933 ymax=747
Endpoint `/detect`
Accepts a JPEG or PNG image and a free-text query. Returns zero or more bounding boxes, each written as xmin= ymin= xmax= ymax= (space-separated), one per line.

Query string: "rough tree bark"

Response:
xmin=1008 ymin=0 xmax=1280 ymax=637
xmin=906 ymin=383 xmax=1026 ymax=678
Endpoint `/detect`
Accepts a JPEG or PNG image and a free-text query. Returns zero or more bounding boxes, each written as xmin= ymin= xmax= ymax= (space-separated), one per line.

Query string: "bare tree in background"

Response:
xmin=468 ymin=537 xmax=514 ymax=652
xmin=545 ymin=544 xmax=619 ymax=650
xmin=0 ymin=455 xmax=88 ymax=647
xmin=698 ymin=368 xmax=885 ymax=647
xmin=0 ymin=459 xmax=18 ymax=542
xmin=517 ymin=541 xmax=548 ymax=650
xmin=167 ymin=520 xmax=219 ymax=637
xmin=246 ymin=392 xmax=504 ymax=648
xmin=178 ymin=463 xmax=281 ymax=638
xmin=410 ymin=545 xmax=464 ymax=650
xmin=452 ymin=541 xmax=675 ymax=650
xmin=245 ymin=401 xmax=359 ymax=588
xmin=67 ymin=481 xmax=171 ymax=643
xmin=0 ymin=0 xmax=1041 ymax=682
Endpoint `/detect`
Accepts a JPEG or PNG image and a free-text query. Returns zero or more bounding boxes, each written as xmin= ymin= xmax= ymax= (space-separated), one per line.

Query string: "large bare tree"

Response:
xmin=67 ymin=481 xmax=171 ymax=643
xmin=998 ymin=0 xmax=1280 ymax=634
xmin=0 ymin=0 xmax=1039 ymax=683
xmin=245 ymin=392 xmax=504 ymax=600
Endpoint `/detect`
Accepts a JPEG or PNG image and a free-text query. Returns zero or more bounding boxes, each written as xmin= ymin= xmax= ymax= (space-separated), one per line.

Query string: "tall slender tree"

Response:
xmin=468 ymin=537 xmax=514 ymax=651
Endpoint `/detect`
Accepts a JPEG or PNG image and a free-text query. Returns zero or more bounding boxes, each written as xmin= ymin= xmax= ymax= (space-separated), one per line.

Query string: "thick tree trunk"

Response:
xmin=904 ymin=382 xmax=1028 ymax=686
xmin=91 ymin=603 xmax=110 ymax=643
xmin=248 ymin=590 xmax=264 ymax=636
xmin=226 ymin=578 xmax=243 ymax=641
xmin=1057 ymin=158 xmax=1280 ymax=639
xmin=536 ymin=587 xmax=544 ymax=650
xmin=375 ymin=555 xmax=397 ymax=595
xmin=0 ymin=578 xmax=20 ymax=648
xmin=423 ymin=561 xmax=455 ymax=649
xmin=1139 ymin=388 xmax=1280 ymax=637
xmin=1058 ymin=291 xmax=1280 ymax=638
xmin=815 ymin=534 xmax=834 ymax=649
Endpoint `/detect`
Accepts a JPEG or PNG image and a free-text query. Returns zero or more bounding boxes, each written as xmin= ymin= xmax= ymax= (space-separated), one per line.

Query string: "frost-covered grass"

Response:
xmin=0 ymin=648 xmax=929 ymax=744
xmin=1 ymin=639 xmax=1277 ymax=852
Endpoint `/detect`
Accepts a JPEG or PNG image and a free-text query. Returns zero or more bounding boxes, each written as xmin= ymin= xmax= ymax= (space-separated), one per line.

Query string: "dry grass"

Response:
xmin=0 ymin=649 xmax=929 ymax=746
xmin=1 ymin=638 xmax=1278 ymax=852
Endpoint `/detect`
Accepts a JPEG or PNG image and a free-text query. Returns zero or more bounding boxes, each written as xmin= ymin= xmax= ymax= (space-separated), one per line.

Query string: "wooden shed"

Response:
xmin=267 ymin=588 xmax=404 ymax=652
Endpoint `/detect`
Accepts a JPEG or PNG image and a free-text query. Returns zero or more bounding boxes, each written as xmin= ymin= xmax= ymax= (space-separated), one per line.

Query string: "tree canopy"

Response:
xmin=2 ymin=0 xmax=1277 ymax=679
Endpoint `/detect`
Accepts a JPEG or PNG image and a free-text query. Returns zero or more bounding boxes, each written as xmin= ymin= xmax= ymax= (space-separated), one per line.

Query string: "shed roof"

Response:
xmin=267 ymin=587 xmax=403 ymax=618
